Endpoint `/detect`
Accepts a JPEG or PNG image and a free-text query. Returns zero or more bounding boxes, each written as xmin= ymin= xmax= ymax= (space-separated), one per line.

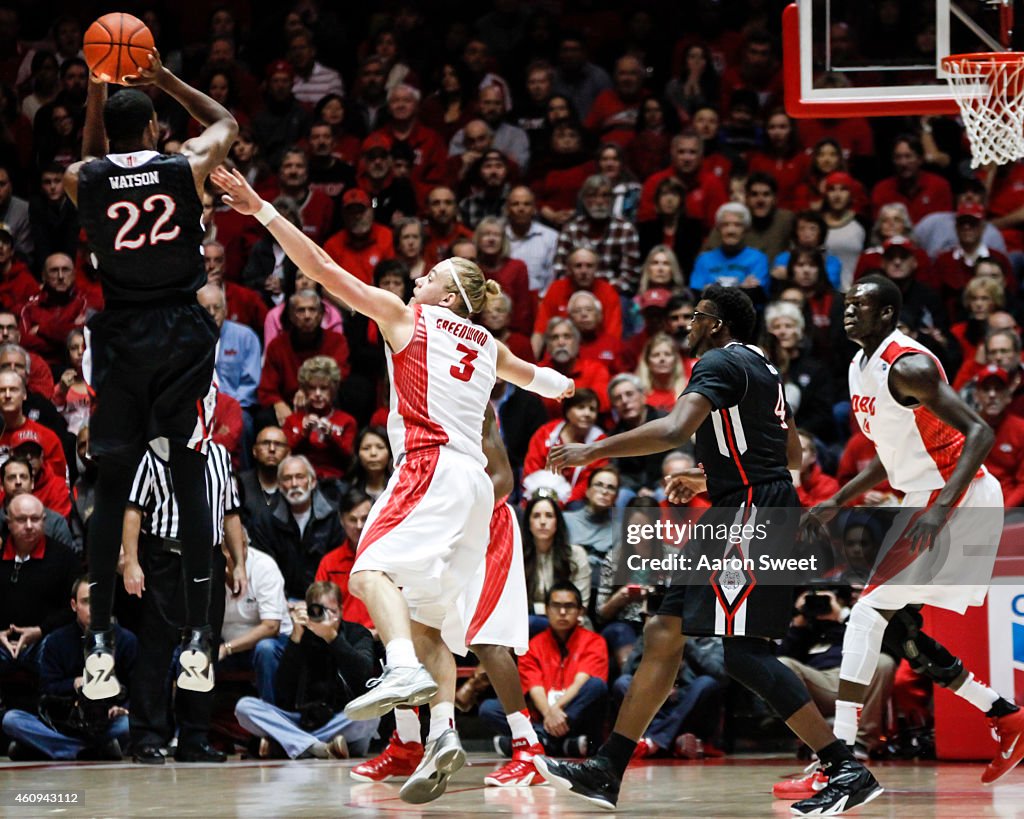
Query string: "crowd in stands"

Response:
xmin=0 ymin=1 xmax=1016 ymax=763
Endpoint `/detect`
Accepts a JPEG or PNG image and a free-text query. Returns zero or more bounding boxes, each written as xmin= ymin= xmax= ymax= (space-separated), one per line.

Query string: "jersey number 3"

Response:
xmin=107 ymin=194 xmax=180 ymax=250
xmin=450 ymin=343 xmax=478 ymax=382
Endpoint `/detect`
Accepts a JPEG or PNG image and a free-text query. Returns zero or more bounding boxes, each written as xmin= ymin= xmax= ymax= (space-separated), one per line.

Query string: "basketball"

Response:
xmin=83 ymin=13 xmax=155 ymax=84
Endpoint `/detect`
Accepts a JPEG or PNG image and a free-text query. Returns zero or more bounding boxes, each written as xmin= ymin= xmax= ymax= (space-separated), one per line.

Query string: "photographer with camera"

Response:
xmin=777 ymin=589 xmax=895 ymax=757
xmin=3 ymin=575 xmax=136 ymax=760
xmin=234 ymin=580 xmax=377 ymax=759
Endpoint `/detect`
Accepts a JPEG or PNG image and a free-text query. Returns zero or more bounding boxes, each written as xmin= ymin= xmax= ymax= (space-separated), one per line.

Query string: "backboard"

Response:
xmin=783 ymin=0 xmax=1015 ymax=117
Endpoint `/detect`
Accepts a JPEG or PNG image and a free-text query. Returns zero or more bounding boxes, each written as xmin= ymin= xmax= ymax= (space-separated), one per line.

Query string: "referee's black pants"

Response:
xmin=129 ymin=537 xmax=226 ymax=750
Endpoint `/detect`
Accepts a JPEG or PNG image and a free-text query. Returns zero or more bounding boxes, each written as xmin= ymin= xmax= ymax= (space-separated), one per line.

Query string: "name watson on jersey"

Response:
xmin=109 ymin=171 xmax=160 ymax=189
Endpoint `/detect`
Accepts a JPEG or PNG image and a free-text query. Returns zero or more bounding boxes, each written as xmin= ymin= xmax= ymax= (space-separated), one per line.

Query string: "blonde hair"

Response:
xmin=297 ymin=355 xmax=342 ymax=391
xmin=963 ymin=274 xmax=1005 ymax=310
xmin=638 ymin=245 xmax=684 ymax=292
xmin=473 ymin=216 xmax=511 ymax=259
xmin=635 ymin=332 xmax=687 ymax=396
xmin=441 ymin=257 xmax=501 ymax=316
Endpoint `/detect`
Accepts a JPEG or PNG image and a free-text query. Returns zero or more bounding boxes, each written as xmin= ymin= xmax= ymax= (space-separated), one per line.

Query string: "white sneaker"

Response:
xmin=343 ymin=665 xmax=438 ymax=721
xmin=399 ymin=728 xmax=465 ymax=804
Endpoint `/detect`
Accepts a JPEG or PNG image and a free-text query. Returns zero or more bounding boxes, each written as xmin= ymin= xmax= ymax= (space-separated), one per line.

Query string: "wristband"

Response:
xmin=526 ymin=365 xmax=573 ymax=399
xmin=255 ymin=200 xmax=278 ymax=226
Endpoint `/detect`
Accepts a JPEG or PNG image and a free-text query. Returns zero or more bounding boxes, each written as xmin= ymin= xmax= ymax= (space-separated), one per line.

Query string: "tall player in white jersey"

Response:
xmin=810 ymin=274 xmax=1024 ymax=788
xmin=211 ymin=165 xmax=574 ymax=776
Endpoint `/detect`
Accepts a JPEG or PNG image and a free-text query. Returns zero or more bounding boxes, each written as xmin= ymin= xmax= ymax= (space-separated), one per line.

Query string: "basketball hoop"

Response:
xmin=941 ymin=52 xmax=1024 ymax=167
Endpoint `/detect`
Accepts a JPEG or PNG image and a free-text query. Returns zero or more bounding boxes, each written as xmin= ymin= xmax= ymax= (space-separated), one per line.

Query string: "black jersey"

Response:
xmin=682 ymin=342 xmax=792 ymax=504
xmin=77 ymin=151 xmax=206 ymax=305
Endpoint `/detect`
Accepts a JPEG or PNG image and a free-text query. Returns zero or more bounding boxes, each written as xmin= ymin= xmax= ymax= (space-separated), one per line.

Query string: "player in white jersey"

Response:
xmin=798 ymin=274 xmax=1024 ymax=803
xmin=212 ymin=166 xmax=573 ymax=787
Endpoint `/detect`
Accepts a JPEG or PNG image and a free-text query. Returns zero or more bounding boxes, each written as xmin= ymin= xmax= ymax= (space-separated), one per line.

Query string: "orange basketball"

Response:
xmin=83 ymin=13 xmax=155 ymax=84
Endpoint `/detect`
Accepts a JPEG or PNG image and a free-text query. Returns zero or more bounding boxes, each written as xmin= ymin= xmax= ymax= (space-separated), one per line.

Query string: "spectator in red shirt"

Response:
xmin=282 ymin=356 xmax=357 ymax=486
xmin=569 ymin=291 xmax=620 ymax=376
xmin=258 ymin=291 xmax=351 ymax=427
xmin=480 ymin=581 xmax=608 ymax=756
xmin=983 ymin=161 xmax=1024 ymax=255
xmin=422 ymin=186 xmax=473 ymax=266
xmin=0 ymin=312 xmax=53 ymax=399
xmin=871 ymin=135 xmax=953 ymax=223
xmin=272 ymin=147 xmax=335 ymax=245
xmin=18 ymin=252 xmax=88 ymax=369
xmin=537 ymin=317 xmax=610 ymax=418
xmin=932 ymin=204 xmax=1013 ymax=317
xmin=973 ymin=365 xmax=1024 ymax=506
xmin=323 ymin=189 xmax=395 ymax=286
xmin=0 ymin=227 xmax=37 ymax=314
xmin=0 ymin=370 xmax=67 ymax=484
xmin=533 ymin=247 xmax=623 ymax=358
xmin=584 ymin=55 xmax=646 ymax=149
xmin=795 ymin=429 xmax=839 ymax=508
xmin=532 ymin=121 xmax=596 ymax=230
xmin=9 ymin=438 xmax=70 ymax=518
xmin=637 ymin=131 xmax=728 ymax=228
xmin=749 ymin=109 xmax=811 ymax=212
xmin=474 ymin=216 xmax=533 ymax=334
xmin=718 ymin=29 xmax=783 ymax=112
xmin=369 ymin=84 xmax=449 ymax=204
xmin=854 ymin=203 xmax=933 ymax=285
xmin=314 ymin=489 xmax=374 ymax=631
xmin=204 ymin=241 xmax=267 ymax=337
xmin=635 ymin=333 xmax=689 ymax=412
xmin=480 ymin=290 xmax=534 ymax=363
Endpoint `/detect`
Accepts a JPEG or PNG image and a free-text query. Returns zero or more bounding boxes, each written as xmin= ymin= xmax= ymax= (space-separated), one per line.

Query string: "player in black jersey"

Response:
xmin=62 ymin=52 xmax=237 ymax=703
xmin=540 ymin=286 xmax=882 ymax=816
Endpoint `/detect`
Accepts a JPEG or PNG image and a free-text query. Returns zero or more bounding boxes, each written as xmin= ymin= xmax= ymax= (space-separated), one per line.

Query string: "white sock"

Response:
xmin=427 ymin=702 xmax=455 ymax=743
xmin=834 ymin=700 xmax=862 ymax=746
xmin=507 ymin=709 xmax=539 ymax=746
xmin=954 ymin=673 xmax=1000 ymax=713
xmin=394 ymin=707 xmax=421 ymax=745
xmin=385 ymin=638 xmax=418 ymax=669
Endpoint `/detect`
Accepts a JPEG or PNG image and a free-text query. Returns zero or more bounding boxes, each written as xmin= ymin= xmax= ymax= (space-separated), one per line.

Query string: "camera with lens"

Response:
xmin=799 ymin=591 xmax=833 ymax=619
xmin=306 ymin=602 xmax=331 ymax=622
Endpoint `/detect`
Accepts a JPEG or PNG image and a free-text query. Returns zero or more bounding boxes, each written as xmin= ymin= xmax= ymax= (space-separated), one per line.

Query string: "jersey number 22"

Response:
xmin=107 ymin=194 xmax=180 ymax=250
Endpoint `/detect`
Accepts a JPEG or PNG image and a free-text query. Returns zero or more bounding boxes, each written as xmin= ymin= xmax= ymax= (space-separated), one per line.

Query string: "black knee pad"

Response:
xmin=723 ymin=637 xmax=811 ymax=720
xmin=883 ymin=606 xmax=963 ymax=687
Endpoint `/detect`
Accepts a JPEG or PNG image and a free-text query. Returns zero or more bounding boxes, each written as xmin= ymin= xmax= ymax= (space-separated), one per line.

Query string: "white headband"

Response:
xmin=445 ymin=259 xmax=472 ymax=312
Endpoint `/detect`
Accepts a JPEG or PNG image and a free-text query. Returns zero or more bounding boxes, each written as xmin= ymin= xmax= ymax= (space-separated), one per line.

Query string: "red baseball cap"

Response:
xmin=823 ymin=171 xmax=856 ymax=190
xmin=882 ymin=235 xmax=916 ymax=254
xmin=637 ymin=288 xmax=672 ymax=311
xmin=10 ymin=428 xmax=44 ymax=453
xmin=265 ymin=59 xmax=294 ymax=80
xmin=361 ymin=133 xmax=391 ymax=154
xmin=342 ymin=188 xmax=371 ymax=208
xmin=956 ymin=202 xmax=986 ymax=220
xmin=978 ymin=364 xmax=1012 ymax=386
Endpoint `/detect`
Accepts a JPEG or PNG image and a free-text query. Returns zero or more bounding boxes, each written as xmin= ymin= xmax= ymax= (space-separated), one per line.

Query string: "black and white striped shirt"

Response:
xmin=128 ymin=443 xmax=241 ymax=544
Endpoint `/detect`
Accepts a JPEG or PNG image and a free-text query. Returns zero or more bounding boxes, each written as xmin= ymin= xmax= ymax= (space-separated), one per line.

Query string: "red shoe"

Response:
xmin=484 ymin=739 xmax=545 ymax=787
xmin=772 ymin=763 xmax=829 ymax=800
xmin=632 ymin=738 xmax=660 ymax=760
xmin=349 ymin=732 xmax=423 ymax=782
xmin=983 ymin=708 xmax=1024 ymax=784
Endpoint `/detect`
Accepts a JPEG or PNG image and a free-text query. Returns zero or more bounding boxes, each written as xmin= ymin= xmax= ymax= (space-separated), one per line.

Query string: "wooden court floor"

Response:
xmin=0 ymin=754 xmax=1022 ymax=817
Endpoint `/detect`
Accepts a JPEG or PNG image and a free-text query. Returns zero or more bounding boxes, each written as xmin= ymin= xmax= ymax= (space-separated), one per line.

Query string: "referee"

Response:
xmin=121 ymin=441 xmax=248 ymax=764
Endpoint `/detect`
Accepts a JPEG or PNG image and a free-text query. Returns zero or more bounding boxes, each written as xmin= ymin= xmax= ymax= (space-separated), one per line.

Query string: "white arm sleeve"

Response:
xmin=525 ymin=365 xmax=573 ymax=399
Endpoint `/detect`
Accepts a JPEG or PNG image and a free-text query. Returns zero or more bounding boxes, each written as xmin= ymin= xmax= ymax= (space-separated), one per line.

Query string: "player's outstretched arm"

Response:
xmin=549 ymin=391 xmax=713 ymax=469
xmin=63 ymin=75 xmax=108 ymax=205
xmin=126 ymin=50 xmax=238 ymax=182
xmin=212 ymin=167 xmax=409 ymax=335
xmin=890 ymin=353 xmax=994 ymax=508
xmin=495 ymin=341 xmax=575 ymax=400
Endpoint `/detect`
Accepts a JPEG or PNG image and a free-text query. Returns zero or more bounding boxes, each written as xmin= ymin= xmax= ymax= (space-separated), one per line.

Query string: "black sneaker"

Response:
xmin=532 ymin=754 xmax=620 ymax=810
xmin=791 ymin=760 xmax=883 ymax=816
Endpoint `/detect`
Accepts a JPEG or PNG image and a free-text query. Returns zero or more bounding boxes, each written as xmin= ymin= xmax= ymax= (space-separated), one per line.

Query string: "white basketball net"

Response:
xmin=942 ymin=54 xmax=1024 ymax=167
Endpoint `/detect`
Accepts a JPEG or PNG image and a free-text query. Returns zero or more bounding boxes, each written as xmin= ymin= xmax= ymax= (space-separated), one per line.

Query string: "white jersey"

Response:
xmin=849 ymin=328 xmax=964 ymax=493
xmin=385 ymin=303 xmax=497 ymax=466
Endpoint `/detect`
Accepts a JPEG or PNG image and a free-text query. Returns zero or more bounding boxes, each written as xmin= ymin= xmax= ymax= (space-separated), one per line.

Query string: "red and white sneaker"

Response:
xmin=772 ymin=762 xmax=829 ymax=800
xmin=983 ymin=708 xmax=1024 ymax=784
xmin=484 ymin=739 xmax=545 ymax=787
xmin=632 ymin=738 xmax=660 ymax=760
xmin=349 ymin=732 xmax=423 ymax=782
